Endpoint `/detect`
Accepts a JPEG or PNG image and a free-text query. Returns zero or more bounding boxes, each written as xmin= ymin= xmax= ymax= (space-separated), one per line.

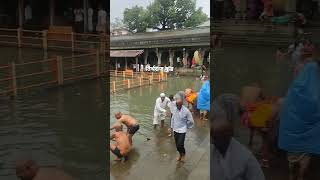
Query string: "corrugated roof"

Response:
xmin=110 ymin=50 xmax=144 ymax=57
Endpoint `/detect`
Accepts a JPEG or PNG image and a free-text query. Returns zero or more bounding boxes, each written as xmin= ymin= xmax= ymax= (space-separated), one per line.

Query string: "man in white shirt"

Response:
xmin=24 ymin=4 xmax=32 ymax=23
xmin=73 ymin=8 xmax=84 ymax=33
xmin=211 ymin=104 xmax=265 ymax=180
xmin=88 ymin=7 xmax=93 ymax=32
xmin=153 ymin=93 xmax=170 ymax=129
xmin=177 ymin=57 xmax=181 ymax=67
xmin=171 ymin=98 xmax=194 ymax=162
xmin=96 ymin=6 xmax=107 ymax=33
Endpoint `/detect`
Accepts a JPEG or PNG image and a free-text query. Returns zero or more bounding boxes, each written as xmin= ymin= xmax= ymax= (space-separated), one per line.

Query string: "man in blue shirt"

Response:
xmin=171 ymin=98 xmax=194 ymax=162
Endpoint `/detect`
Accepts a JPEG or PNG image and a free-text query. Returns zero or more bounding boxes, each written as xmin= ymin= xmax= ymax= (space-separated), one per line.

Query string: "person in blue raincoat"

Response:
xmin=197 ymin=80 xmax=210 ymax=120
xmin=278 ymin=60 xmax=320 ymax=180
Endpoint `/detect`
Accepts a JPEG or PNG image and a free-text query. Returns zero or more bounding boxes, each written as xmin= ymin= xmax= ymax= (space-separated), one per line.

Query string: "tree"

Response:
xmin=123 ymin=0 xmax=208 ymax=32
xmin=184 ymin=7 xmax=208 ymax=28
xmin=123 ymin=5 xmax=148 ymax=33
xmin=111 ymin=17 xmax=125 ymax=30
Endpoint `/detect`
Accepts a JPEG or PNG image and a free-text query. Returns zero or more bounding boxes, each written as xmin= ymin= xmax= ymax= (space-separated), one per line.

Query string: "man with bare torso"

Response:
xmin=110 ymin=125 xmax=132 ymax=161
xmin=16 ymin=159 xmax=75 ymax=180
xmin=113 ymin=112 xmax=140 ymax=145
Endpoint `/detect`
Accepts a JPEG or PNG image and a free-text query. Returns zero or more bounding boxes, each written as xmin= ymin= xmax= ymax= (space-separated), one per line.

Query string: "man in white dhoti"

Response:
xmin=153 ymin=93 xmax=170 ymax=129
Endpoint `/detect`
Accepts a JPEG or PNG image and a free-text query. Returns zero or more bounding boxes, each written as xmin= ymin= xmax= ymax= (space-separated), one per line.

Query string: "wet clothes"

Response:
xmin=128 ymin=124 xmax=140 ymax=135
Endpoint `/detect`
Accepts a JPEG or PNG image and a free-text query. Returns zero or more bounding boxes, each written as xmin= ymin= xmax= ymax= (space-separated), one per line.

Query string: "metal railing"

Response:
xmin=0 ymin=51 xmax=105 ymax=97
xmin=109 ymin=70 xmax=168 ymax=93
xmin=0 ymin=28 xmax=109 ymax=53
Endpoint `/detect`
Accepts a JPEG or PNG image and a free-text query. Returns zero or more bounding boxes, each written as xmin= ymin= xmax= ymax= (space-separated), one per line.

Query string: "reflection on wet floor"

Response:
xmin=110 ymin=77 xmax=210 ymax=180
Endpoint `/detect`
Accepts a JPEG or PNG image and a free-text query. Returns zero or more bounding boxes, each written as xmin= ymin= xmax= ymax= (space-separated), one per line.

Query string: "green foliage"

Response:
xmin=111 ymin=17 xmax=125 ymax=30
xmin=184 ymin=7 xmax=208 ymax=28
xmin=123 ymin=0 xmax=208 ymax=32
xmin=123 ymin=5 xmax=148 ymax=33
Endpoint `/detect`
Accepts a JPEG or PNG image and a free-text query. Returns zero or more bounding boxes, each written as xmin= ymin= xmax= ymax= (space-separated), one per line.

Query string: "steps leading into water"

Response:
xmin=212 ymin=20 xmax=294 ymax=45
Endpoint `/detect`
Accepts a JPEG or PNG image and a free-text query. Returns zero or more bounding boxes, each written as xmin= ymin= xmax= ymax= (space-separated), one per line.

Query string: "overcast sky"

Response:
xmin=110 ymin=0 xmax=210 ymax=22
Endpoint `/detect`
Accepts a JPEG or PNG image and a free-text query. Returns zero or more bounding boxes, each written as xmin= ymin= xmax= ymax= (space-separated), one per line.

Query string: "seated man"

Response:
xmin=16 ymin=159 xmax=75 ymax=180
xmin=115 ymin=112 xmax=139 ymax=145
xmin=110 ymin=126 xmax=132 ymax=162
xmin=211 ymin=104 xmax=265 ymax=180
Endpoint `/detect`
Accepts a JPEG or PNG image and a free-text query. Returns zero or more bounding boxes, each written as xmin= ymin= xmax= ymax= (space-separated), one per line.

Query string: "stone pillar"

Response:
xmin=200 ymin=49 xmax=206 ymax=66
xmin=144 ymin=49 xmax=149 ymax=65
xmin=125 ymin=57 xmax=127 ymax=70
xmin=169 ymin=49 xmax=174 ymax=67
xmin=18 ymin=0 xmax=24 ymax=28
xmin=115 ymin=59 xmax=118 ymax=70
xmin=286 ymin=0 xmax=296 ymax=13
xmin=156 ymin=48 xmax=162 ymax=66
xmin=83 ymin=0 xmax=88 ymax=33
xmin=183 ymin=48 xmax=189 ymax=68
xmin=49 ymin=0 xmax=55 ymax=26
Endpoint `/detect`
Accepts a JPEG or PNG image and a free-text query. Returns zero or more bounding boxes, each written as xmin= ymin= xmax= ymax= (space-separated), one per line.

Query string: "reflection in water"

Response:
xmin=0 ymin=80 xmax=108 ymax=180
xmin=0 ymin=47 xmax=80 ymax=65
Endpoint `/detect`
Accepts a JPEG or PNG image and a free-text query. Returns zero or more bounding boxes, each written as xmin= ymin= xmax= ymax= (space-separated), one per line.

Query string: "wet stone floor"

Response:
xmin=110 ymin=115 xmax=210 ymax=180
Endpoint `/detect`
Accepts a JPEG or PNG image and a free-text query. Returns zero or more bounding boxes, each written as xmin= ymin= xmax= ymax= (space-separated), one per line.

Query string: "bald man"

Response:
xmin=16 ymin=160 xmax=75 ymax=180
xmin=115 ymin=112 xmax=140 ymax=145
xmin=110 ymin=125 xmax=132 ymax=162
xmin=211 ymin=104 xmax=265 ymax=180
xmin=171 ymin=98 xmax=194 ymax=162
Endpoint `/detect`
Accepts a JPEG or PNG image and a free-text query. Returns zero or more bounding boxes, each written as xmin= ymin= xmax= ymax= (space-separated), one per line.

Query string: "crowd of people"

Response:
xmin=20 ymin=3 xmax=107 ymax=34
xmin=110 ymin=77 xmax=210 ymax=163
xmin=69 ymin=5 xmax=107 ymax=33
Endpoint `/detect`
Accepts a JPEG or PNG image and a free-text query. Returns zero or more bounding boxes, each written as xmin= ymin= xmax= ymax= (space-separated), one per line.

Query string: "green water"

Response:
xmin=0 ymin=46 xmax=107 ymax=179
xmin=0 ymin=80 xmax=108 ymax=179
